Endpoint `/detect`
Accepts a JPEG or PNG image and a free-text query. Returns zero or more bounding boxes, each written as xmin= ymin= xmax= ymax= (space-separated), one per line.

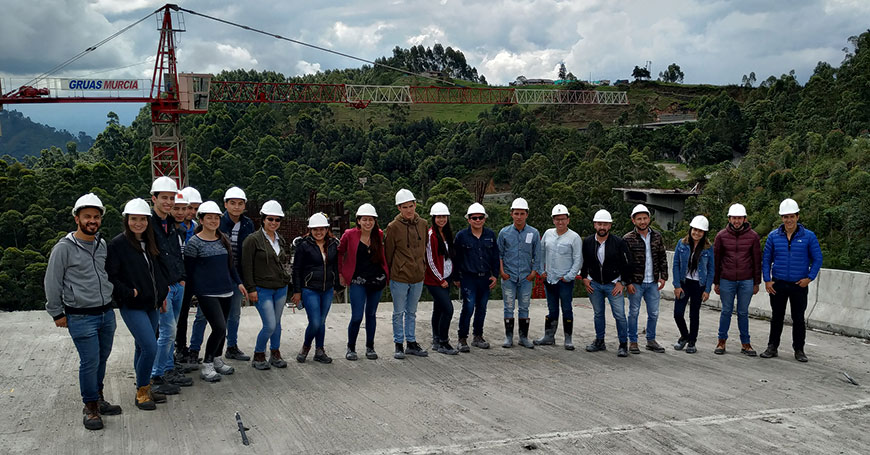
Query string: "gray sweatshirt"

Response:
xmin=44 ymin=232 xmax=114 ymax=320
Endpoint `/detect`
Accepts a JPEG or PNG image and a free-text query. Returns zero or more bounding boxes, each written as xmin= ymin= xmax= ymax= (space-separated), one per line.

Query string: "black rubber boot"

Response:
xmin=518 ymin=318 xmax=534 ymax=348
xmin=533 ymin=316 xmax=558 ymax=345
xmin=563 ymin=317 xmax=574 ymax=351
xmin=502 ymin=318 xmax=515 ymax=348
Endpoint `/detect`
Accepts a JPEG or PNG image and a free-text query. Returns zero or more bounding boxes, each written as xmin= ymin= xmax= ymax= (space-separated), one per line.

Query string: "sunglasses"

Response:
xmin=265 ymin=217 xmax=282 ymax=222
xmin=469 ymin=216 xmax=485 ymax=221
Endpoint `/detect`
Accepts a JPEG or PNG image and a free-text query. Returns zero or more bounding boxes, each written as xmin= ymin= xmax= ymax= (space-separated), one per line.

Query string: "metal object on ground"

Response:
xmin=235 ymin=411 xmax=250 ymax=445
xmin=842 ymin=372 xmax=859 ymax=386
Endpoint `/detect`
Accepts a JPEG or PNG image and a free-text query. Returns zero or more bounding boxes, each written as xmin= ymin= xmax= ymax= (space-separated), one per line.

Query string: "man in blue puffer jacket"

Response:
xmin=760 ymin=198 xmax=823 ymax=363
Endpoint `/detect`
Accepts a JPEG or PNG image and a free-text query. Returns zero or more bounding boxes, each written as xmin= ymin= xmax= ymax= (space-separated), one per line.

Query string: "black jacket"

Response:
xmin=292 ymin=235 xmax=341 ymax=293
xmin=106 ymin=233 xmax=170 ymax=310
xmin=580 ymin=234 xmax=634 ymax=284
xmin=151 ymin=210 xmax=185 ymax=283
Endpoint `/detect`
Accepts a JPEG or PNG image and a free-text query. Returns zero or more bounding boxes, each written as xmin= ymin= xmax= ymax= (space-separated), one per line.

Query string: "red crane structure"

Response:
xmin=0 ymin=4 xmax=629 ymax=188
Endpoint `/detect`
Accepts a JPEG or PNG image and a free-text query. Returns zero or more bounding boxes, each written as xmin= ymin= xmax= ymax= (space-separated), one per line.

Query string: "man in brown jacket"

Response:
xmin=623 ymin=205 xmax=669 ymax=354
xmin=385 ymin=189 xmax=429 ymax=359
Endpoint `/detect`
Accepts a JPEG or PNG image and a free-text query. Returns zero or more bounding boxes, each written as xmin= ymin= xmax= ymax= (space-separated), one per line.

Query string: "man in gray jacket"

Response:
xmin=45 ymin=193 xmax=120 ymax=431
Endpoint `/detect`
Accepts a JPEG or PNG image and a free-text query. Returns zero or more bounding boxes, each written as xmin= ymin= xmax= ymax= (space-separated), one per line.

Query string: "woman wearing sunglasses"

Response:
xmin=242 ymin=200 xmax=292 ymax=370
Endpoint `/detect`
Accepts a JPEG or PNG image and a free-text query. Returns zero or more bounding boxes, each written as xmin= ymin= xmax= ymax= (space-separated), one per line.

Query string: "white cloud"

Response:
xmin=90 ymin=0 xmax=165 ymax=15
xmin=296 ymin=60 xmax=321 ymax=76
xmin=479 ymin=49 xmax=565 ymax=83
xmin=326 ymin=21 xmax=394 ymax=49
xmin=407 ymin=26 xmax=446 ymax=47
xmin=177 ymin=41 xmax=259 ymax=74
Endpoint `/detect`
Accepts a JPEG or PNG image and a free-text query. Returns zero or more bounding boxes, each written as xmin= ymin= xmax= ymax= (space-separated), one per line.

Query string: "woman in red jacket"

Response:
xmin=338 ymin=203 xmax=389 ymax=360
xmin=425 ymin=202 xmax=459 ymax=355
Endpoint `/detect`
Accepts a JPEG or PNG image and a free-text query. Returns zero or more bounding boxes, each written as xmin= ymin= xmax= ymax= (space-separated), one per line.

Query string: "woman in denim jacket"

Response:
xmin=672 ymin=216 xmax=715 ymax=353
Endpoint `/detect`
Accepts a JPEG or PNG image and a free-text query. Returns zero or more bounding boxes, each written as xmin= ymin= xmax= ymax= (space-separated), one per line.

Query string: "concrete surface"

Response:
xmin=1 ymin=297 xmax=868 ymax=454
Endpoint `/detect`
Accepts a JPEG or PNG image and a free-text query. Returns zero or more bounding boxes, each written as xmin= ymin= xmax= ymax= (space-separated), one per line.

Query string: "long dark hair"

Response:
xmin=431 ymin=216 xmax=455 ymax=259
xmin=356 ymin=216 xmax=383 ymax=264
xmin=683 ymin=230 xmax=710 ymax=273
xmin=124 ymin=214 xmax=159 ymax=257
xmin=196 ymin=214 xmax=235 ymax=265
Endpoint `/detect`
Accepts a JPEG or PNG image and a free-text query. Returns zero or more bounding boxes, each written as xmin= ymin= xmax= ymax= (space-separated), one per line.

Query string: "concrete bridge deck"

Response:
xmin=1 ymin=297 xmax=868 ymax=454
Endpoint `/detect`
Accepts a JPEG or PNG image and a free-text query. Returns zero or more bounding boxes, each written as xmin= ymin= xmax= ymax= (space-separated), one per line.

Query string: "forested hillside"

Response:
xmin=0 ymin=110 xmax=94 ymax=160
xmin=0 ymin=33 xmax=868 ymax=311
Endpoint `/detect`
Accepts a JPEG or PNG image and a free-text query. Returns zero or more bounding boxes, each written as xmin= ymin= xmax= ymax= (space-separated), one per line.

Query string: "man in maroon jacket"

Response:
xmin=713 ymin=203 xmax=761 ymax=356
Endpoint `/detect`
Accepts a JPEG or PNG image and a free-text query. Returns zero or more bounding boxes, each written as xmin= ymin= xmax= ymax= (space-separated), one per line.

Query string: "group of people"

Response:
xmin=45 ymin=182 xmax=823 ymax=431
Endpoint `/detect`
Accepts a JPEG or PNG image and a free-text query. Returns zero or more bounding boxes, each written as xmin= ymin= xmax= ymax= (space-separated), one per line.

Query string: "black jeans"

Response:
xmin=673 ymin=279 xmax=702 ymax=343
xmin=175 ymin=283 xmax=195 ymax=351
xmin=198 ymin=295 xmax=231 ymax=363
xmin=768 ymin=280 xmax=809 ymax=350
xmin=427 ymin=284 xmax=454 ymax=342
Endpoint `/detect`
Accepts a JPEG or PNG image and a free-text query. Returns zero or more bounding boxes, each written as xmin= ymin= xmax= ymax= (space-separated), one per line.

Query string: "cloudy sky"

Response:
xmin=1 ymin=0 xmax=868 ymax=137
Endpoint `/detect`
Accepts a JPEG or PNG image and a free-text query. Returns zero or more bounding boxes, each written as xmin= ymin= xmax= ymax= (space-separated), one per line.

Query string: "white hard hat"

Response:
xmin=551 ymin=204 xmax=570 ymax=217
xmin=122 ymin=198 xmax=151 ymax=216
xmin=260 ymin=200 xmax=284 ymax=217
xmin=593 ymin=209 xmax=613 ymax=223
xmin=224 ymin=186 xmax=247 ymax=202
xmin=308 ymin=212 xmax=330 ymax=228
xmin=779 ymin=198 xmax=799 ymax=215
xmin=197 ymin=201 xmax=222 ymax=217
xmin=356 ymin=203 xmax=378 ymax=218
xmin=689 ymin=215 xmax=710 ymax=231
xmin=395 ymin=188 xmax=415 ymax=205
xmin=174 ymin=191 xmax=189 ymax=205
xmin=72 ymin=193 xmax=105 ymax=216
xmin=631 ymin=204 xmax=650 ymax=217
xmin=727 ymin=203 xmax=747 ymax=217
xmin=466 ymin=202 xmax=487 ymax=218
xmin=430 ymin=202 xmax=450 ymax=216
xmin=150 ymin=176 xmax=178 ymax=195
xmin=181 ymin=187 xmax=202 ymax=204
xmin=511 ymin=198 xmax=529 ymax=211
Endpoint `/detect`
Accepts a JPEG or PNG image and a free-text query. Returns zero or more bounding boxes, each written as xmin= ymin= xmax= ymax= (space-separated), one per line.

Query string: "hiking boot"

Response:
xmin=186 ymin=350 xmax=202 ymax=367
xmin=346 ymin=348 xmax=358 ymax=361
xmin=82 ymin=401 xmax=103 ymax=430
xmin=533 ymin=316 xmax=557 ymax=345
xmin=646 ymin=340 xmax=665 ymax=353
xmin=269 ymin=349 xmax=288 ymax=368
xmin=457 ymin=338 xmax=470 ymax=353
xmin=437 ymin=341 xmax=459 ymax=355
xmin=394 ymin=343 xmax=406 ymax=359
xmin=135 ymin=385 xmax=156 ymax=411
xmin=563 ymin=318 xmax=574 ymax=351
xmin=149 ymin=386 xmax=167 ymax=403
xmin=502 ymin=318 xmax=515 ymax=348
xmin=741 ymin=343 xmax=757 ymax=357
xmin=471 ymin=335 xmax=490 ymax=349
xmin=174 ymin=347 xmax=187 ymax=364
xmin=794 ymin=350 xmax=808 ymax=363
xmin=165 ymin=368 xmax=194 ymax=386
xmin=151 ymin=376 xmax=180 ymax=395
xmin=98 ymin=390 xmax=122 ymax=415
xmin=518 ymin=318 xmax=534 ymax=349
xmin=252 ymin=352 xmax=271 ymax=370
xmin=405 ymin=341 xmax=429 ymax=357
xmin=213 ymin=357 xmax=235 ymax=375
xmin=313 ymin=348 xmax=333 ymax=364
xmin=200 ymin=362 xmax=222 ymax=382
xmin=714 ymin=339 xmax=726 ymax=355
xmin=686 ymin=342 xmax=697 ymax=354
xmin=365 ymin=346 xmax=378 ymax=360
xmin=431 ymin=337 xmax=441 ymax=352
xmin=297 ymin=346 xmax=310 ymax=363
xmin=586 ymin=338 xmax=606 ymax=352
xmin=225 ymin=346 xmax=251 ymax=361
xmin=629 ymin=342 xmax=641 ymax=354
xmin=674 ymin=338 xmax=688 ymax=351
xmin=175 ymin=360 xmax=198 ymax=374
xmin=760 ymin=345 xmax=778 ymax=358
xmin=617 ymin=342 xmax=629 ymax=357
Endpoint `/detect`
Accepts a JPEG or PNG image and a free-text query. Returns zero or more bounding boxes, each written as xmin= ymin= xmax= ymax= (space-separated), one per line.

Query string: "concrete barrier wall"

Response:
xmin=661 ymin=252 xmax=869 ymax=339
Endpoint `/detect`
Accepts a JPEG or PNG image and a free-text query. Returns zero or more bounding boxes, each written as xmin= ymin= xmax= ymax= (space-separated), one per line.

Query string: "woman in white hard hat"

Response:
xmin=106 ymin=198 xmax=170 ymax=410
xmin=291 ymin=212 xmax=341 ymax=364
xmin=338 ymin=204 xmax=389 ymax=360
xmin=242 ymin=201 xmax=292 ymax=370
xmin=184 ymin=201 xmax=248 ymax=382
xmin=672 ymin=215 xmax=715 ymax=354
xmin=424 ymin=202 xmax=459 ymax=355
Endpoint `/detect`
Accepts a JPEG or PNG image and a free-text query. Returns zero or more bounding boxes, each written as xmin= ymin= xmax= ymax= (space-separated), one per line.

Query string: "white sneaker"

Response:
xmin=200 ymin=362 xmax=222 ymax=382
xmin=213 ymin=357 xmax=235 ymax=375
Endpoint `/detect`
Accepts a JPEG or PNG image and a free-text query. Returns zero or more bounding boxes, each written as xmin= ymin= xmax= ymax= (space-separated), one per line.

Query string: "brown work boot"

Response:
xmin=741 ymin=343 xmax=757 ymax=357
xmin=269 ymin=349 xmax=288 ymax=368
xmin=629 ymin=342 xmax=641 ymax=354
xmin=135 ymin=385 xmax=156 ymax=411
xmin=252 ymin=352 xmax=270 ymax=370
xmin=82 ymin=401 xmax=103 ymax=430
xmin=714 ymin=339 xmax=726 ymax=355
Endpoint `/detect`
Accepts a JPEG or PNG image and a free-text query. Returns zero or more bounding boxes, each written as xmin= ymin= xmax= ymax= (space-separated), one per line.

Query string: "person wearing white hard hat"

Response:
xmin=106 ymin=198 xmax=171 ymax=410
xmin=45 ymin=193 xmax=120 ymax=430
xmin=760 ymin=199 xmax=823 ymax=363
xmin=291 ymin=212 xmax=341 ymax=364
xmin=184 ymin=201 xmax=248 ymax=382
xmin=338 ymin=203 xmax=389 ymax=361
xmin=148 ymin=177 xmax=192 ymax=393
xmin=712 ymin=203 xmax=761 ymax=356
xmin=622 ymin=204 xmax=669 ymax=354
xmin=171 ymin=190 xmax=190 ymax=242
xmin=671 ymin=215 xmax=715 ymax=354
xmin=453 ymin=202 xmax=500 ymax=352
xmin=424 ymin=202 xmax=459 ymax=355
xmin=534 ymin=204 xmax=582 ymax=350
xmin=384 ymin=189 xmax=430 ymax=359
xmin=580 ymin=209 xmax=634 ymax=357
xmin=242 ymin=201 xmax=292 ymax=370
xmin=497 ymin=198 xmax=541 ymax=349
xmin=175 ymin=187 xmax=202 ymax=369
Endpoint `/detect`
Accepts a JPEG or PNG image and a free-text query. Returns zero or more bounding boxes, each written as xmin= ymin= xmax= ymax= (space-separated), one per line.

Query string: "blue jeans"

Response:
xmin=119 ymin=307 xmax=159 ymax=388
xmin=458 ymin=276 xmax=491 ymax=339
xmin=302 ymin=288 xmax=333 ymax=348
xmin=502 ymin=279 xmax=533 ymax=319
xmin=348 ymin=284 xmax=382 ymax=348
xmin=190 ymin=286 xmax=242 ymax=351
xmin=718 ymin=279 xmax=753 ymax=343
xmin=627 ymin=282 xmax=661 ymax=343
xmin=390 ymin=280 xmax=423 ymax=343
xmin=588 ymin=281 xmax=628 ymax=343
xmin=67 ymin=309 xmax=116 ymax=403
xmin=544 ymin=280 xmax=574 ymax=321
xmin=254 ymin=286 xmax=288 ymax=353
xmin=152 ymin=282 xmax=184 ymax=377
